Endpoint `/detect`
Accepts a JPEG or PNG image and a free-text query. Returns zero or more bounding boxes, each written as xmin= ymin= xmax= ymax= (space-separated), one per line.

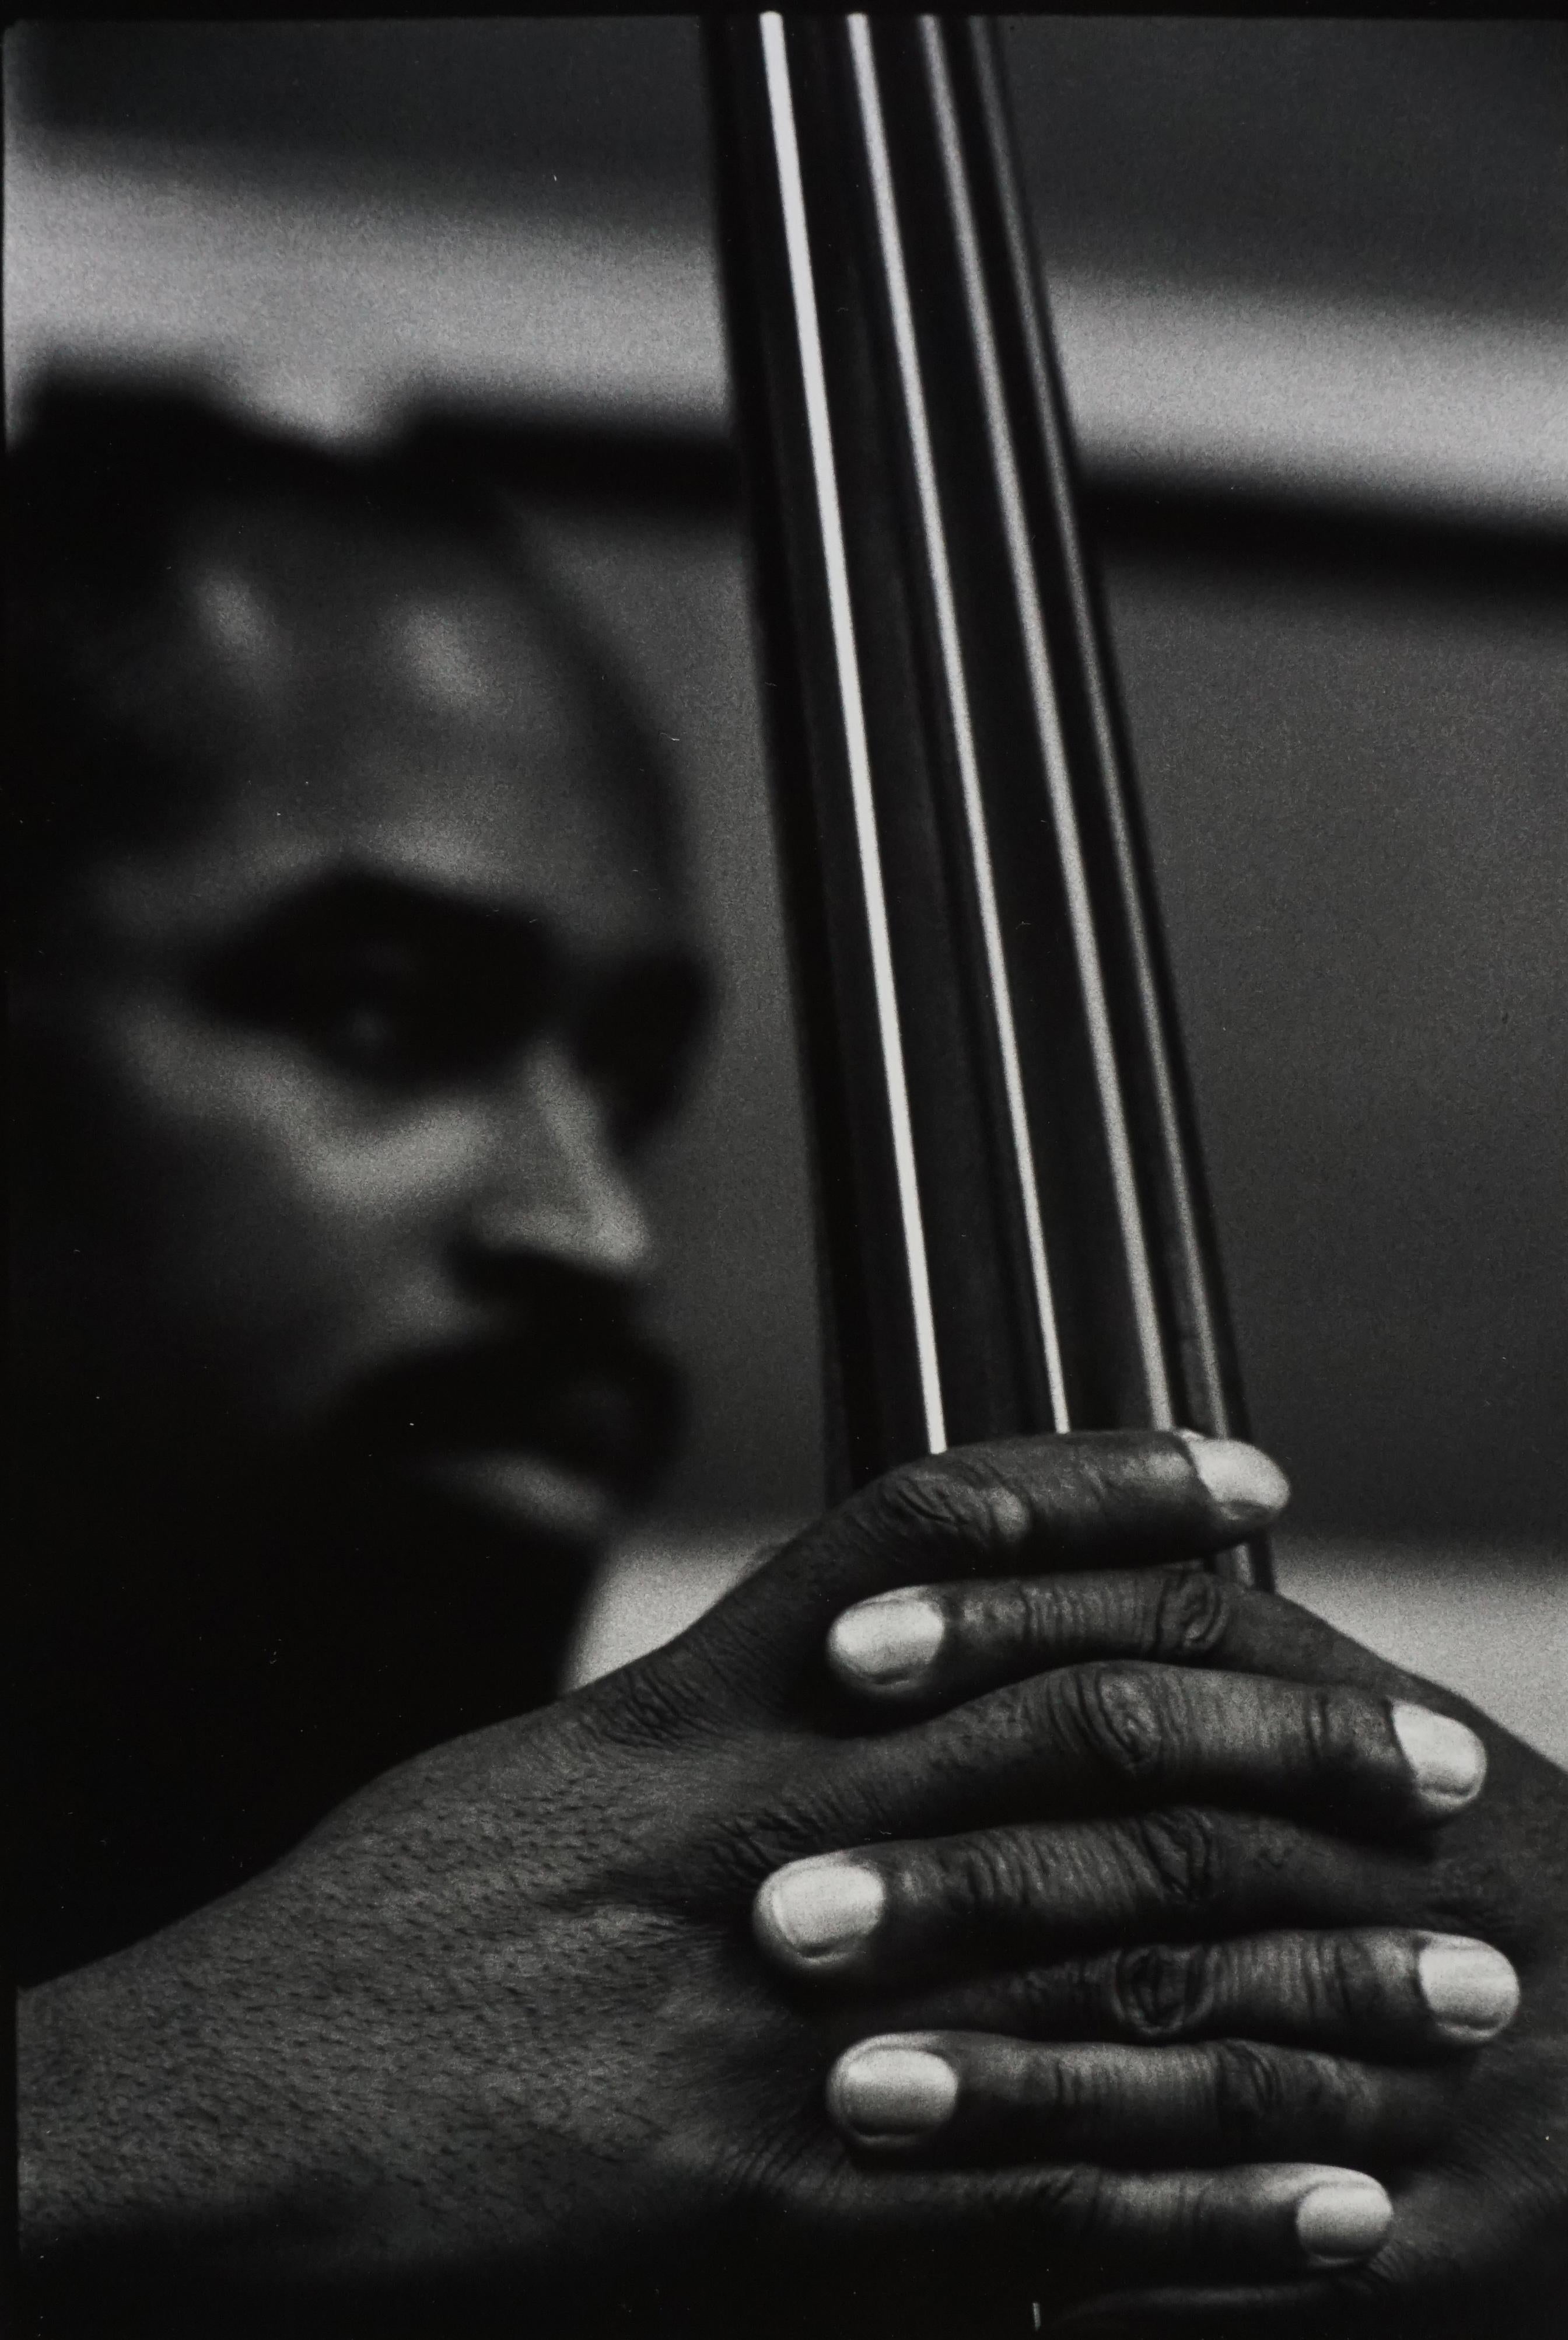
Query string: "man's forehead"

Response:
xmin=178 ymin=496 xmax=627 ymax=754
xmin=184 ymin=502 xmax=563 ymax=690
xmin=137 ymin=494 xmax=688 ymax=955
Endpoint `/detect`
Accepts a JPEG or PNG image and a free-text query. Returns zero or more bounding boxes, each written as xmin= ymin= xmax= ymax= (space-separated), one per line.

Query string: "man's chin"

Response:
xmin=402 ymin=1450 xmax=628 ymax=1553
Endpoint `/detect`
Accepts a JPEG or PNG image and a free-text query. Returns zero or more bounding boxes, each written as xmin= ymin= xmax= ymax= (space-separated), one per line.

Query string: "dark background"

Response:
xmin=6 ymin=19 xmax=1564 ymax=1734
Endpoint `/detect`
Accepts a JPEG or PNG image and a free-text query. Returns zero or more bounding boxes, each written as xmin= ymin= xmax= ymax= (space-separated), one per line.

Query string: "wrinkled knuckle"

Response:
xmin=1135 ymin=1806 xmax=1222 ymax=1911
xmin=1064 ymin=1662 xmax=1167 ymax=1781
xmin=1240 ymin=1810 xmax=1299 ymax=1880
xmin=1300 ymin=1684 xmax=1375 ymax=1790
xmin=1317 ymin=1932 xmax=1385 ymax=2026
xmin=956 ymin=1579 xmax=1038 ymax=1666
xmin=592 ymin=1647 xmax=708 ymax=1747
xmin=1012 ymin=1961 xmax=1074 ymax=2030
xmin=941 ymin=1451 xmax=1034 ymax=1559
xmin=1006 ymin=1576 xmax=1055 ymax=1646
xmin=949 ymin=1828 xmax=1044 ymax=1925
xmin=864 ymin=1455 xmax=989 ymax=1554
xmin=1107 ymin=1942 xmax=1212 ymax=2041
xmin=1208 ymin=2039 xmax=1292 ymax=2147
xmin=1152 ymin=1568 xmax=1232 ymax=1661
xmin=1031 ymin=2160 xmax=1105 ymax=2241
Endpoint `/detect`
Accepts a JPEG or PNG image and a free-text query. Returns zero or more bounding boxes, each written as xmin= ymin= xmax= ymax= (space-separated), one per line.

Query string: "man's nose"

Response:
xmin=464 ymin=1045 xmax=655 ymax=1287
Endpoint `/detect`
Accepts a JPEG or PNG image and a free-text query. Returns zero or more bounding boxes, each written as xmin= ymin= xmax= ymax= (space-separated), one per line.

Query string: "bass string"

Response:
xmin=846 ymin=11 xmax=1071 ymax=1434
xmin=961 ymin=18 xmax=1234 ymax=1440
xmin=919 ymin=13 xmax=1176 ymax=1432
xmin=757 ymin=10 xmax=949 ymax=1457
xmin=758 ymin=13 xmax=1219 ymax=1460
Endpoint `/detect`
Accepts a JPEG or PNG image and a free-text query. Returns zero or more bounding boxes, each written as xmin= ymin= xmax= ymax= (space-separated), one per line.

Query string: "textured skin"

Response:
xmin=17 ymin=1435 xmax=1568 ymax=2336
xmin=843 ymin=1555 xmax=1568 ymax=2336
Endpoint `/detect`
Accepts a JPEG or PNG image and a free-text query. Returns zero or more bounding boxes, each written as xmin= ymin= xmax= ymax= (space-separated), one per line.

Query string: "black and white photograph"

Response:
xmin=7 ymin=15 xmax=1567 ymax=2335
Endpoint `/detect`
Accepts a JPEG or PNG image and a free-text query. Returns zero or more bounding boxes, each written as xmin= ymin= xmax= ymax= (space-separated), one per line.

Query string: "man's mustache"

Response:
xmin=329 ymin=1321 xmax=688 ymax=1507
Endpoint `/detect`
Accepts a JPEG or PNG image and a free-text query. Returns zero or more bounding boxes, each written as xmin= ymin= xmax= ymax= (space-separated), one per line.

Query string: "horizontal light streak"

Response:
xmin=9 ymin=133 xmax=1566 ymax=533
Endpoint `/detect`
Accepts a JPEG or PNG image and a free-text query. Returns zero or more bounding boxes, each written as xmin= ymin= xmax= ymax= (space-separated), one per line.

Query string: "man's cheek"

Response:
xmin=99 ymin=1010 xmax=484 ymax=1402
xmin=268 ymin=1094 xmax=519 ymax=1402
xmin=111 ymin=1003 xmax=482 ymax=1219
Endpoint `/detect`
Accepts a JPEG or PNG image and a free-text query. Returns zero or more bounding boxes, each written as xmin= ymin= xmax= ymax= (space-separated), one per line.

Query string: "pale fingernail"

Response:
xmin=1175 ymin=1432 xmax=1290 ymax=1530
xmin=1294 ymin=2175 xmax=1393 ymax=2265
xmin=754 ymin=1857 xmax=884 ymax=1961
xmin=1417 ymin=1936 xmax=1520 ymax=2041
xmin=1391 ymin=1703 xmax=1487 ymax=1812
xmin=830 ymin=2042 xmax=958 ymax=2139
xmin=828 ymin=1592 xmax=945 ymax=1687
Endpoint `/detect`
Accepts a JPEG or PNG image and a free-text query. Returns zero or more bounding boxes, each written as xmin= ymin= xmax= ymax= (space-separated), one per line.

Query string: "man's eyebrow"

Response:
xmin=236 ymin=870 xmax=707 ymax=999
xmin=255 ymin=869 xmax=545 ymax=940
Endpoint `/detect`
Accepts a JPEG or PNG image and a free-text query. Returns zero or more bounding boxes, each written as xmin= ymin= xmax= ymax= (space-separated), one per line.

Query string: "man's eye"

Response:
xmin=303 ymin=951 xmax=546 ymax=1081
xmin=307 ymin=970 xmax=437 ymax=1073
xmin=198 ymin=931 xmax=535 ymax=1084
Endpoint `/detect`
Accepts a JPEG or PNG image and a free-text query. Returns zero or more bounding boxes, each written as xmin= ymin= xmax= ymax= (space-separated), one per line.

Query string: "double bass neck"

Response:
xmin=708 ymin=12 xmax=1268 ymax=1590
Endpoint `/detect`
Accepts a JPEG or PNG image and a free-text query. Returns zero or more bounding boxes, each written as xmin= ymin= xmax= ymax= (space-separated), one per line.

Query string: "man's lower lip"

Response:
xmin=407 ymin=1452 xmax=622 ymax=1542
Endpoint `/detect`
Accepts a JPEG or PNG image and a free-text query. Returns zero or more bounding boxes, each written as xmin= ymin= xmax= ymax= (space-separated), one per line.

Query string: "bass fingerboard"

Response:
xmin=707 ymin=11 xmax=1269 ymax=1593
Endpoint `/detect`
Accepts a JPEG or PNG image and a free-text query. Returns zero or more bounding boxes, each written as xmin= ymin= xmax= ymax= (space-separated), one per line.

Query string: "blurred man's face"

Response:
xmin=16 ymin=498 xmax=706 ymax=1565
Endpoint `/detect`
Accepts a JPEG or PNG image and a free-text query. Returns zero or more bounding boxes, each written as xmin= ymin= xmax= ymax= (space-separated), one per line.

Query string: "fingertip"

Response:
xmin=828 ymin=2036 xmax=958 ymax=2144
xmin=753 ymin=1855 xmax=884 ymax=1967
xmin=828 ymin=1590 xmax=946 ymax=1692
xmin=1391 ymin=1703 xmax=1488 ymax=1815
xmin=1175 ymin=1433 xmax=1291 ymax=1533
xmin=1292 ymin=2171 xmax=1392 ymax=2266
xmin=1416 ymin=1935 xmax=1520 ymax=2042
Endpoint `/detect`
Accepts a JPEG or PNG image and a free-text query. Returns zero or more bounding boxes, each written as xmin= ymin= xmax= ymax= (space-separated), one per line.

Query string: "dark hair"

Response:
xmin=6 ymin=377 xmax=677 ymax=910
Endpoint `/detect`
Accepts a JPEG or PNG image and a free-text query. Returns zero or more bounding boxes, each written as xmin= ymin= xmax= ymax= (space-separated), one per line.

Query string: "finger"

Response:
xmin=826 ymin=1566 xmax=1407 ymax=1714
xmin=897 ymin=1929 xmax=1521 ymax=2058
xmin=753 ymin=1809 xmax=1432 ymax=1988
xmin=824 ymin=1661 xmax=1486 ymax=1842
xmin=630 ymin=1432 xmax=1288 ymax=1728
xmin=827 ymin=1564 xmax=1507 ymax=1824
xmin=826 ymin=2031 xmax=1453 ymax=2168
xmin=1046 ymin=2137 xmax=1564 ymax=2336
xmin=868 ymin=2160 xmax=1395 ymax=2289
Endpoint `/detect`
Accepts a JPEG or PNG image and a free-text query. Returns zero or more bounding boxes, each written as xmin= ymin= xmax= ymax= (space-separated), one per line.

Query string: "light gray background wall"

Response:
xmin=529 ymin=507 xmax=1567 ymax=1547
